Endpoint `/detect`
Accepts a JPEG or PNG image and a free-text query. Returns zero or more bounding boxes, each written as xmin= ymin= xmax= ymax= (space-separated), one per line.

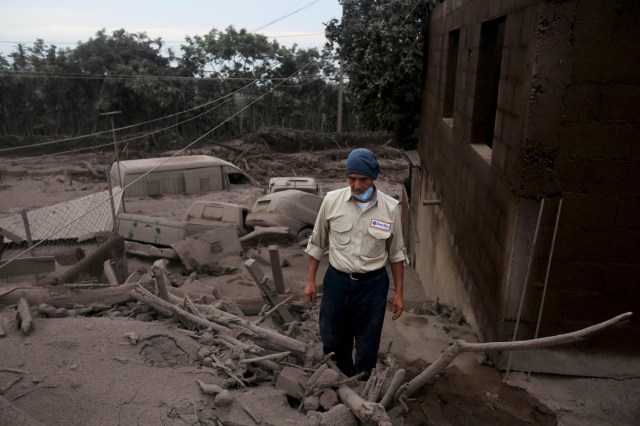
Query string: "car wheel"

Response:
xmin=296 ymin=227 xmax=312 ymax=241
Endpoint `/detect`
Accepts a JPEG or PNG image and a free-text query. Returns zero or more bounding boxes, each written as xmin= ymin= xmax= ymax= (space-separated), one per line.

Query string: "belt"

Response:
xmin=332 ymin=265 xmax=385 ymax=281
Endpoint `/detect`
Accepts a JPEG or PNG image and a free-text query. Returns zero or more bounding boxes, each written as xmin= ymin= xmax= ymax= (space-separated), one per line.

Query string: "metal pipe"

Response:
xmin=527 ymin=198 xmax=563 ymax=380
xmin=504 ymin=197 xmax=545 ymax=381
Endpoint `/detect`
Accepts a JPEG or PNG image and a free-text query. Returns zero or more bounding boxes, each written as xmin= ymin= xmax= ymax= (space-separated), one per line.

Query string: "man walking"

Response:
xmin=305 ymin=148 xmax=406 ymax=378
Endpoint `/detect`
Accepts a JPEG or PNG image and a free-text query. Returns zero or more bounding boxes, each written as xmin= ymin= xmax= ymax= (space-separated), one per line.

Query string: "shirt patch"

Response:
xmin=370 ymin=219 xmax=391 ymax=231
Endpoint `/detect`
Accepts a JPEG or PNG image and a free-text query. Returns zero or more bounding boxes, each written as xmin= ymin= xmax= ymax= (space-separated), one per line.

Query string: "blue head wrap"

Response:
xmin=345 ymin=148 xmax=380 ymax=180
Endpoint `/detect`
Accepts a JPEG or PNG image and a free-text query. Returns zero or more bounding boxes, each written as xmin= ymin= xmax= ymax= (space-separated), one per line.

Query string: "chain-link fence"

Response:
xmin=0 ymin=185 xmax=122 ymax=283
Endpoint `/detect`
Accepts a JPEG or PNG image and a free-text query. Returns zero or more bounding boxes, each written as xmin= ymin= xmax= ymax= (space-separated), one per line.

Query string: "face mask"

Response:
xmin=352 ymin=186 xmax=374 ymax=202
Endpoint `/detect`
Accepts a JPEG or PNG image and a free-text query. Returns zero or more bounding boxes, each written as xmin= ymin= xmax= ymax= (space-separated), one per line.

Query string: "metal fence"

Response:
xmin=0 ymin=187 xmax=122 ymax=282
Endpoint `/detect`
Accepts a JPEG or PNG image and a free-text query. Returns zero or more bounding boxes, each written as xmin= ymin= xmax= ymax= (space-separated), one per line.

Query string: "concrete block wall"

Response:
xmin=524 ymin=0 xmax=640 ymax=350
xmin=416 ymin=0 xmax=542 ymax=341
xmin=415 ymin=0 xmax=640 ymax=351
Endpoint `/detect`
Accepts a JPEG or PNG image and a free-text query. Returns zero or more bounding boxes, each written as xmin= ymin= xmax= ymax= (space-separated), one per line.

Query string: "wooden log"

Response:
xmin=238 ymin=351 xmax=290 ymax=365
xmin=379 ymin=369 xmax=405 ymax=409
xmin=336 ymin=385 xmax=392 ymax=426
xmin=253 ymin=296 xmax=294 ymax=326
xmin=103 ymin=260 xmax=119 ymax=285
xmin=367 ymin=367 xmax=389 ymax=402
xmin=150 ymin=259 xmax=170 ymax=301
xmin=16 ymin=298 xmax=33 ymax=334
xmin=173 ymin=294 xmax=307 ymax=355
xmin=37 ymin=232 xmax=125 ymax=286
xmin=0 ymin=281 xmax=140 ymax=308
xmin=130 ymin=286 xmax=232 ymax=335
xmin=394 ymin=312 xmax=633 ymax=408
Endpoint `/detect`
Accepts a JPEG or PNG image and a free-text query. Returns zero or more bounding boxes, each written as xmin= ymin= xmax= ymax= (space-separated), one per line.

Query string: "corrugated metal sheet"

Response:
xmin=0 ymin=188 xmax=122 ymax=243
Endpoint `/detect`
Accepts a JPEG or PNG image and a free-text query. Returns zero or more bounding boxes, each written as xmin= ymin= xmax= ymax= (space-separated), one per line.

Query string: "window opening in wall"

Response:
xmin=471 ymin=16 xmax=506 ymax=149
xmin=443 ymin=29 xmax=460 ymax=119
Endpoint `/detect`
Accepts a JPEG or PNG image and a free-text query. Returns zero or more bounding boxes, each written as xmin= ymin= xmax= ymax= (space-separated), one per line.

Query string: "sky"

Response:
xmin=0 ymin=0 xmax=343 ymax=58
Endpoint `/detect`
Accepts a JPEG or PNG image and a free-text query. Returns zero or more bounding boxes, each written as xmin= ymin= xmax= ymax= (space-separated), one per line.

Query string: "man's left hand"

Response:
xmin=391 ymin=293 xmax=404 ymax=320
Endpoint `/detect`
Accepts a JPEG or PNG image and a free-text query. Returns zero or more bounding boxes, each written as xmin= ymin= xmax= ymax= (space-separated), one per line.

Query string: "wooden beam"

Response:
xmin=268 ymin=245 xmax=286 ymax=294
xmin=244 ymin=259 xmax=294 ymax=324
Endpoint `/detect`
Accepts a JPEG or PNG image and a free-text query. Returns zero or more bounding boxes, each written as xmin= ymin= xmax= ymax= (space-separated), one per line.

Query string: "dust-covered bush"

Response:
xmin=244 ymin=127 xmax=334 ymax=153
xmin=244 ymin=127 xmax=395 ymax=153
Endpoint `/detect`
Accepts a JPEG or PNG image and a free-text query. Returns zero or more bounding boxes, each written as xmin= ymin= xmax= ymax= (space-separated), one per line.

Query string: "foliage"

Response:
xmin=0 ymin=27 xmax=354 ymax=149
xmin=325 ymin=0 xmax=435 ymax=149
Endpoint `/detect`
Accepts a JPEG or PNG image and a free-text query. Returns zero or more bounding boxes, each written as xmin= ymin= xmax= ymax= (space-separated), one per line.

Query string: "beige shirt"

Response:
xmin=305 ymin=186 xmax=407 ymax=273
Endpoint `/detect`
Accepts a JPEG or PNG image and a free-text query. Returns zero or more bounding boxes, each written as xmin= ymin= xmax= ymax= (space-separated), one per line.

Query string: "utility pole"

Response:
xmin=337 ymin=58 xmax=344 ymax=133
xmin=100 ymin=111 xmax=125 ymax=213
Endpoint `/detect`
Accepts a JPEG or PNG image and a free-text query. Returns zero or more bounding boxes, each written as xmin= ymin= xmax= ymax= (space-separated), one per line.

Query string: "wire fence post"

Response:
xmin=20 ymin=208 xmax=38 ymax=281
xmin=106 ymin=173 xmax=118 ymax=232
xmin=100 ymin=111 xmax=125 ymax=213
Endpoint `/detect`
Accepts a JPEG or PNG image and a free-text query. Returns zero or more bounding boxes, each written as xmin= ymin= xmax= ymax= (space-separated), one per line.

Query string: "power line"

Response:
xmin=0 ymin=79 xmax=257 ymax=155
xmin=252 ymin=0 xmax=323 ymax=32
xmin=0 ymin=70 xmax=326 ymax=82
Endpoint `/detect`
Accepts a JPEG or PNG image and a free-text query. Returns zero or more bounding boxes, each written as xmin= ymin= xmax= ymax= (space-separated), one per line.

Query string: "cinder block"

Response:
xmin=275 ymin=366 xmax=307 ymax=399
xmin=557 ymin=122 xmax=637 ymax=159
xmin=600 ymin=84 xmax=640 ymax=122
xmin=603 ymin=265 xmax=640 ymax=298
xmin=557 ymin=293 xmax=634 ymax=324
xmin=501 ymin=113 xmax=522 ymax=149
xmin=497 ymin=80 xmax=514 ymax=115
xmin=560 ymin=193 xmax=619 ymax=231
xmin=507 ymin=46 xmax=528 ymax=83
xmin=504 ymin=12 xmax=524 ymax=47
xmin=491 ymin=139 xmax=509 ymax=175
xmin=519 ymin=6 xmax=537 ymax=45
xmin=553 ymin=228 xmax=640 ymax=264
xmin=616 ymin=200 xmax=640 ymax=231
xmin=319 ymin=388 xmax=339 ymax=410
xmin=558 ymin=159 xmax=640 ymax=196
xmin=572 ymin=0 xmax=618 ymax=43
xmin=562 ymin=84 xmax=601 ymax=123
xmin=548 ymin=262 xmax=605 ymax=293
xmin=510 ymin=82 xmax=526 ymax=118
xmin=572 ymin=40 xmax=640 ymax=82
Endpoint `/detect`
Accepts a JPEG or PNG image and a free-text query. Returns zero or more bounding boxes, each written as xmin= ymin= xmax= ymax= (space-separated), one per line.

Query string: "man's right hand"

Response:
xmin=305 ymin=280 xmax=317 ymax=304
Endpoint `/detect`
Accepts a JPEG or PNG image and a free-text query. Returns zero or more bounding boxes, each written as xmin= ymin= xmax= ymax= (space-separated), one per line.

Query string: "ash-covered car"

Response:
xmin=267 ymin=177 xmax=322 ymax=196
xmin=245 ymin=189 xmax=323 ymax=240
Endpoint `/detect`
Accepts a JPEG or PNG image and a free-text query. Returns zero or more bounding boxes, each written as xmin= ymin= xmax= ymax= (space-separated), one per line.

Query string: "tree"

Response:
xmin=326 ymin=0 xmax=434 ymax=148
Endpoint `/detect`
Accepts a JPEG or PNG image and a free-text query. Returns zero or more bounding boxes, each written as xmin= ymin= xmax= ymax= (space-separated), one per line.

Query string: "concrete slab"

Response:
xmin=498 ymin=347 xmax=640 ymax=379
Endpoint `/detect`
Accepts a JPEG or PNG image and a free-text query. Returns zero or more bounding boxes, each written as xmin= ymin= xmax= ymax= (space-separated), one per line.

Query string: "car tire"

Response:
xmin=296 ymin=227 xmax=312 ymax=241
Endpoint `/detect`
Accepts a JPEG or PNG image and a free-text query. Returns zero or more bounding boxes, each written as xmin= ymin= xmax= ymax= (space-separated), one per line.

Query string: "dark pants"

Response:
xmin=319 ymin=264 xmax=389 ymax=377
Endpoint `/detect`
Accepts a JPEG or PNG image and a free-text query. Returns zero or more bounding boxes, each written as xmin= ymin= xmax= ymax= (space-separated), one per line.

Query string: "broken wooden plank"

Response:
xmin=151 ymin=259 xmax=171 ymax=301
xmin=337 ymin=385 xmax=392 ymax=426
xmin=268 ymin=245 xmax=286 ymax=294
xmin=103 ymin=260 xmax=119 ymax=285
xmin=244 ymin=259 xmax=293 ymax=324
xmin=253 ymin=296 xmax=294 ymax=326
xmin=16 ymin=298 xmax=33 ymax=334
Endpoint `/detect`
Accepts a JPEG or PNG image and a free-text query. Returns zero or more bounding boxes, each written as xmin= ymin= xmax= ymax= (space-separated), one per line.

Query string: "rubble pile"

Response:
xmin=0 ymin=232 xmax=412 ymax=425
